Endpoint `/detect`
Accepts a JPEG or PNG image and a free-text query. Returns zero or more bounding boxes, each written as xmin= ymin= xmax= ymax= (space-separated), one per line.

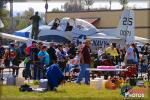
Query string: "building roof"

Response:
xmin=81 ymin=18 xmax=100 ymax=24
xmin=47 ymin=8 xmax=150 ymax=13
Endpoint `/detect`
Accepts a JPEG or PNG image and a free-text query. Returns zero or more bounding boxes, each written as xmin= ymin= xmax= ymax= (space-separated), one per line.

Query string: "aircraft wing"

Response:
xmin=88 ymin=36 xmax=122 ymax=40
xmin=135 ymin=36 xmax=150 ymax=43
xmin=0 ymin=32 xmax=51 ymax=46
xmin=88 ymin=32 xmax=122 ymax=40
xmin=0 ymin=32 xmax=29 ymax=42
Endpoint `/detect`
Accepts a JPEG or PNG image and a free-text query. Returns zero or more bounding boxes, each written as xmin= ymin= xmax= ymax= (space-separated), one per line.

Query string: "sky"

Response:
xmin=6 ymin=1 xmax=149 ymax=15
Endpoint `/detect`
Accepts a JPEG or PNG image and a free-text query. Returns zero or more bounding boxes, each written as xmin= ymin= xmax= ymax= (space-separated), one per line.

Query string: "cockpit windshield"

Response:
xmin=48 ymin=17 xmax=98 ymax=35
xmin=75 ymin=18 xmax=97 ymax=30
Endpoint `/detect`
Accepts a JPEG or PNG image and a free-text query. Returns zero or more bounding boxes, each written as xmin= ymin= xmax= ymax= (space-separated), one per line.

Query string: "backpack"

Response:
xmin=19 ymin=84 xmax=32 ymax=92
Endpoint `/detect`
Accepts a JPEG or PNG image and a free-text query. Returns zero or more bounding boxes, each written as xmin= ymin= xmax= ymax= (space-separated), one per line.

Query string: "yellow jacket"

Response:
xmin=105 ymin=47 xmax=119 ymax=57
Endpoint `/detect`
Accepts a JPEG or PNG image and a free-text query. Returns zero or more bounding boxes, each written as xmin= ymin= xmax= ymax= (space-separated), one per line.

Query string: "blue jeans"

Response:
xmin=64 ymin=64 xmax=77 ymax=72
xmin=33 ymin=63 xmax=40 ymax=80
xmin=25 ymin=63 xmax=32 ymax=79
xmin=76 ymin=64 xmax=90 ymax=84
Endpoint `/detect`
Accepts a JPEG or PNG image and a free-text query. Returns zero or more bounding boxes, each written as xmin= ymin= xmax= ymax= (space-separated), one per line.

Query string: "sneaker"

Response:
xmin=51 ymin=87 xmax=57 ymax=92
xmin=85 ymin=83 xmax=90 ymax=85
xmin=49 ymin=87 xmax=57 ymax=92
xmin=76 ymin=82 xmax=81 ymax=85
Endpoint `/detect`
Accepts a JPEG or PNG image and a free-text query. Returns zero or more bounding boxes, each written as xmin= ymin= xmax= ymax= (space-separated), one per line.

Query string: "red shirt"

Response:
xmin=26 ymin=45 xmax=34 ymax=55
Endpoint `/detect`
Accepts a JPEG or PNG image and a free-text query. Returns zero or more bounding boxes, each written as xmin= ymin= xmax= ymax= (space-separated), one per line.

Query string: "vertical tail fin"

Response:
xmin=116 ymin=9 xmax=135 ymax=44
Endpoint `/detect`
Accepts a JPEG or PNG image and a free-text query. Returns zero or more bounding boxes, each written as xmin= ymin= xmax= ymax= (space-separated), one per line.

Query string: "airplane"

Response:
xmin=37 ymin=9 xmax=149 ymax=48
xmin=0 ymin=9 xmax=149 ymax=49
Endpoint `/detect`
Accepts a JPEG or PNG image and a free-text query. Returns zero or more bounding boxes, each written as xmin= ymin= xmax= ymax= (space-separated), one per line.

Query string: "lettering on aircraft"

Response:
xmin=72 ymin=37 xmax=78 ymax=45
xmin=92 ymin=40 xmax=109 ymax=47
xmin=122 ymin=17 xmax=133 ymax=26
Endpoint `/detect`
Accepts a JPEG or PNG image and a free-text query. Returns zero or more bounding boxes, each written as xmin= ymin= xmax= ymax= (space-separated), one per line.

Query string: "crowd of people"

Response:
xmin=0 ymin=39 xmax=150 ymax=86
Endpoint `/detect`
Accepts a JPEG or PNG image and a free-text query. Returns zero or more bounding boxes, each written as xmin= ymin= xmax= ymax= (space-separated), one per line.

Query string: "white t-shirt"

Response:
xmin=98 ymin=49 xmax=103 ymax=56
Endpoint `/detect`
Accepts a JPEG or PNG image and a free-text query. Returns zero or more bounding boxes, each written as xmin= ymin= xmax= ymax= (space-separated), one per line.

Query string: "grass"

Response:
xmin=0 ymin=82 xmax=150 ymax=100
xmin=145 ymin=81 xmax=150 ymax=85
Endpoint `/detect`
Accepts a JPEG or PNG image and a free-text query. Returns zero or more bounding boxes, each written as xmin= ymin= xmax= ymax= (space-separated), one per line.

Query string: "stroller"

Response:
xmin=92 ymin=53 xmax=115 ymax=79
xmin=120 ymin=64 xmax=137 ymax=78
xmin=64 ymin=57 xmax=80 ymax=82
xmin=94 ymin=53 xmax=115 ymax=67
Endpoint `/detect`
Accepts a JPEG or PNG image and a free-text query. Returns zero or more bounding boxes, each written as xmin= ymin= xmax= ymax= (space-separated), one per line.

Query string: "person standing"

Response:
xmin=76 ymin=39 xmax=91 ymax=85
xmin=67 ymin=43 xmax=76 ymax=58
xmin=98 ymin=47 xmax=103 ymax=57
xmin=0 ymin=43 xmax=5 ymax=68
xmin=26 ymin=41 xmax=39 ymax=80
xmin=38 ymin=46 xmax=50 ymax=79
xmin=47 ymin=43 xmax=57 ymax=65
xmin=105 ymin=43 xmax=119 ymax=64
xmin=125 ymin=44 xmax=136 ymax=65
xmin=12 ymin=44 xmax=22 ymax=76
xmin=30 ymin=12 xmax=41 ymax=40
xmin=0 ymin=43 xmax=5 ymax=60
xmin=56 ymin=44 xmax=67 ymax=71
xmin=132 ymin=43 xmax=140 ymax=64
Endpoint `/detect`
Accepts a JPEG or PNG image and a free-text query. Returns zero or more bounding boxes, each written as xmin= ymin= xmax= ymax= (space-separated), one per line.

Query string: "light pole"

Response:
xmin=109 ymin=0 xmax=112 ymax=10
xmin=9 ymin=0 xmax=14 ymax=33
xmin=45 ymin=0 xmax=48 ymax=25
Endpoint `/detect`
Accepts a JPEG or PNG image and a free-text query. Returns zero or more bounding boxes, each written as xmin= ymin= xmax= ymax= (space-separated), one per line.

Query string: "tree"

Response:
xmin=0 ymin=9 xmax=11 ymax=33
xmin=0 ymin=0 xmax=7 ymax=9
xmin=22 ymin=7 xmax=34 ymax=20
xmin=63 ymin=0 xmax=84 ymax=12
xmin=0 ymin=1 xmax=35 ymax=33
xmin=15 ymin=19 xmax=28 ymax=30
xmin=119 ymin=0 xmax=128 ymax=10
xmin=83 ymin=0 xmax=95 ymax=10
xmin=14 ymin=7 xmax=34 ymax=30
xmin=52 ymin=8 xmax=62 ymax=12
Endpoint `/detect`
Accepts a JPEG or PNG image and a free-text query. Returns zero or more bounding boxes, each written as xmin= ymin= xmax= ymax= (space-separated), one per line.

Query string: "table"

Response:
xmin=0 ymin=66 xmax=24 ymax=80
xmin=87 ymin=68 xmax=128 ymax=71
xmin=87 ymin=68 xmax=128 ymax=79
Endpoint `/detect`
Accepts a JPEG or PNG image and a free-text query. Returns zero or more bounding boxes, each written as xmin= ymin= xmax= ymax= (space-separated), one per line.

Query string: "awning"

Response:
xmin=81 ymin=18 xmax=100 ymax=24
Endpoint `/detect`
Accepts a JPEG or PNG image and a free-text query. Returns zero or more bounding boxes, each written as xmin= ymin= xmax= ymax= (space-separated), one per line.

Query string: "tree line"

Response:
xmin=0 ymin=7 xmax=35 ymax=33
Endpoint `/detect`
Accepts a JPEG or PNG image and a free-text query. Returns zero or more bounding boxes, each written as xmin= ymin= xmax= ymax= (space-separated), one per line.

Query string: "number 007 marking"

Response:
xmin=120 ymin=30 xmax=131 ymax=36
